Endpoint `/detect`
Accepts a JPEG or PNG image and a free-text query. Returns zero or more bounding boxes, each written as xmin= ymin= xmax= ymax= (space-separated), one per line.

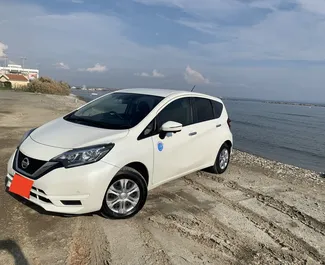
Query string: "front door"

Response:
xmin=150 ymin=97 xmax=196 ymax=186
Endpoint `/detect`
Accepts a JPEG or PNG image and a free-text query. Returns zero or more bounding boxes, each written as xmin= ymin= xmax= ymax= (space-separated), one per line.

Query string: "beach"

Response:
xmin=0 ymin=90 xmax=324 ymax=265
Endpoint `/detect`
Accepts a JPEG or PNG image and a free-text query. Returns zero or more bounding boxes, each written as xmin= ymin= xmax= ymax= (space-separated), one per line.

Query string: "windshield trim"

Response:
xmin=63 ymin=111 xmax=133 ymax=130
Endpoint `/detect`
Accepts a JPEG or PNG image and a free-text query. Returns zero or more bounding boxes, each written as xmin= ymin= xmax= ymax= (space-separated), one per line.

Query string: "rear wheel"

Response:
xmin=209 ymin=143 xmax=231 ymax=174
xmin=101 ymin=167 xmax=147 ymax=219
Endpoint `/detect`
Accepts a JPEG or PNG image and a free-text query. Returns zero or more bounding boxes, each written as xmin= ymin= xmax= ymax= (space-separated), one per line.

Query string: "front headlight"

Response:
xmin=51 ymin=143 xmax=115 ymax=168
xmin=18 ymin=128 xmax=37 ymax=147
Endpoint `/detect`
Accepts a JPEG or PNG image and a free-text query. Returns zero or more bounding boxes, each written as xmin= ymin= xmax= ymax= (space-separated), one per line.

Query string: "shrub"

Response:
xmin=0 ymin=81 xmax=12 ymax=90
xmin=21 ymin=76 xmax=70 ymax=95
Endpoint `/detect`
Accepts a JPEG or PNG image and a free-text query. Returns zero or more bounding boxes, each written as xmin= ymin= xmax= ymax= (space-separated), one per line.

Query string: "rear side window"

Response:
xmin=156 ymin=98 xmax=192 ymax=129
xmin=192 ymin=97 xmax=214 ymax=123
xmin=212 ymin=100 xmax=223 ymax=118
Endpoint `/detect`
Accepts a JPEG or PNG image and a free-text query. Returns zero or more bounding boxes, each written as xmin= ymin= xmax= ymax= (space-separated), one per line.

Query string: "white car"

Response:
xmin=6 ymin=88 xmax=233 ymax=219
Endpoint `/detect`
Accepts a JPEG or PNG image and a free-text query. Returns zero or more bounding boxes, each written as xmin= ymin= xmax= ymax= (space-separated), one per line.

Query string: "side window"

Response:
xmin=212 ymin=100 xmax=223 ymax=119
xmin=192 ymin=97 xmax=214 ymax=123
xmin=156 ymin=98 xmax=192 ymax=129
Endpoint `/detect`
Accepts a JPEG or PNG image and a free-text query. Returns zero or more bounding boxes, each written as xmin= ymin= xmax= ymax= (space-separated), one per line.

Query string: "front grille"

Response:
xmin=13 ymin=149 xmax=62 ymax=180
xmin=16 ymin=150 xmax=47 ymax=175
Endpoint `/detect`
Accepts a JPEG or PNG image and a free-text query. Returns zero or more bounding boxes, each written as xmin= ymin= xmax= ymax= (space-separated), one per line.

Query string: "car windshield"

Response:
xmin=64 ymin=92 xmax=164 ymax=129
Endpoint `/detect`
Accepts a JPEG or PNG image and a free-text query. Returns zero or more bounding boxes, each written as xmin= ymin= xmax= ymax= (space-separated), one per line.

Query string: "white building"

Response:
xmin=0 ymin=64 xmax=39 ymax=81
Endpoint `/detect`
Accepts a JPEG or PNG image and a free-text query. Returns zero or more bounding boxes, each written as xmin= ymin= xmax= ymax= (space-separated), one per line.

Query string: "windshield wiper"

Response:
xmin=66 ymin=115 xmax=131 ymax=130
xmin=66 ymin=116 xmax=110 ymax=129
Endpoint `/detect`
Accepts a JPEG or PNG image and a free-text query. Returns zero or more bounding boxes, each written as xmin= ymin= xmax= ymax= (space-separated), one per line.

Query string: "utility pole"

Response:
xmin=20 ymin=57 xmax=27 ymax=69
xmin=2 ymin=56 xmax=8 ymax=67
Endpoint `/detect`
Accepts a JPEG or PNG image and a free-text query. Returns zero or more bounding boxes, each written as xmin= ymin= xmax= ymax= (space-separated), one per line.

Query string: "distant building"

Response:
xmin=0 ymin=64 xmax=39 ymax=81
xmin=0 ymin=74 xmax=29 ymax=88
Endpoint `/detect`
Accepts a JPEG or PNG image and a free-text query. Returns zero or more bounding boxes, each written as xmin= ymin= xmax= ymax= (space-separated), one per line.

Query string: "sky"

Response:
xmin=1 ymin=0 xmax=325 ymax=102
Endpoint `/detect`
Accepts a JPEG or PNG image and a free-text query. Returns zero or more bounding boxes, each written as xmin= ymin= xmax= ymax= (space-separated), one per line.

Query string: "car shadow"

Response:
xmin=0 ymin=239 xmax=29 ymax=265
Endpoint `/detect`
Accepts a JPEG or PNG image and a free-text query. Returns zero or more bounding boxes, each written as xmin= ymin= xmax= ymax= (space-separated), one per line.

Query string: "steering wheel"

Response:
xmin=108 ymin=111 xmax=124 ymax=120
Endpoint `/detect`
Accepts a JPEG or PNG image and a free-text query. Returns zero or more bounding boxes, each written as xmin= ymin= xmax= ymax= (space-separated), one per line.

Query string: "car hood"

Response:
xmin=30 ymin=117 xmax=129 ymax=149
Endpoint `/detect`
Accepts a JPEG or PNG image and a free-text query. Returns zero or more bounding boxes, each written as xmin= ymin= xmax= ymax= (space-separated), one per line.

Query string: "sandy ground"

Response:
xmin=0 ymin=90 xmax=324 ymax=265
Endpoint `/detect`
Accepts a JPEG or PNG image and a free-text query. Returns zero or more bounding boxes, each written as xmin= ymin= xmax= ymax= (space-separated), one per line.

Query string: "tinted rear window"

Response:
xmin=212 ymin=100 xmax=223 ymax=118
xmin=192 ymin=97 xmax=214 ymax=123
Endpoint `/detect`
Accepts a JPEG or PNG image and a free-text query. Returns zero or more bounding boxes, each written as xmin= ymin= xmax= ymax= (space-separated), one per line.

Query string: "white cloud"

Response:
xmin=152 ymin=69 xmax=165 ymax=78
xmin=297 ymin=0 xmax=325 ymax=15
xmin=72 ymin=0 xmax=84 ymax=3
xmin=134 ymin=0 xmax=250 ymax=20
xmin=134 ymin=72 xmax=150 ymax=77
xmin=54 ymin=62 xmax=70 ymax=70
xmin=176 ymin=19 xmax=217 ymax=35
xmin=0 ymin=42 xmax=8 ymax=57
xmin=134 ymin=69 xmax=165 ymax=78
xmin=184 ymin=66 xmax=209 ymax=85
xmin=249 ymin=0 xmax=291 ymax=10
xmin=190 ymin=10 xmax=325 ymax=62
xmin=79 ymin=63 xmax=107 ymax=73
xmin=0 ymin=4 xmax=193 ymax=70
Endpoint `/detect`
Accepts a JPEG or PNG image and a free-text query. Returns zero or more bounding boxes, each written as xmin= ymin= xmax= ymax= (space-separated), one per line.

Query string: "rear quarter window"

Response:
xmin=192 ymin=97 xmax=214 ymax=123
xmin=212 ymin=100 xmax=223 ymax=119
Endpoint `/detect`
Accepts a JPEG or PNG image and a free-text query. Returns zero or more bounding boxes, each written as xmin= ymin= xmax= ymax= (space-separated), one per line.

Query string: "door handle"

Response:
xmin=216 ymin=124 xmax=221 ymax=128
xmin=189 ymin=132 xmax=197 ymax=136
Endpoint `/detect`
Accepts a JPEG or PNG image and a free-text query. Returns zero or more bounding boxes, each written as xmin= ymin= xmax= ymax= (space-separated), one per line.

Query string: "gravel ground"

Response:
xmin=0 ymin=90 xmax=324 ymax=265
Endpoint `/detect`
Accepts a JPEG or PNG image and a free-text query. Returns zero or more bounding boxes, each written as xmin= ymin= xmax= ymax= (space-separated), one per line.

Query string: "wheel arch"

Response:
xmin=122 ymin=162 xmax=149 ymax=186
xmin=224 ymin=140 xmax=232 ymax=149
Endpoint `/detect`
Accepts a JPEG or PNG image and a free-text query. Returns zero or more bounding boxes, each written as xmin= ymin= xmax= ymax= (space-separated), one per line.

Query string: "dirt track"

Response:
xmin=0 ymin=91 xmax=324 ymax=265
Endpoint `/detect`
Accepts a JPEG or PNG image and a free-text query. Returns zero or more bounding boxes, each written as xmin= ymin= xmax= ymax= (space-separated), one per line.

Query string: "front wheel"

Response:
xmin=101 ymin=167 xmax=148 ymax=219
xmin=209 ymin=143 xmax=231 ymax=174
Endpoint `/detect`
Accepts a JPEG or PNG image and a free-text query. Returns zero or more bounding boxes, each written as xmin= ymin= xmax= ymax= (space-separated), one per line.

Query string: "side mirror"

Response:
xmin=161 ymin=121 xmax=182 ymax=133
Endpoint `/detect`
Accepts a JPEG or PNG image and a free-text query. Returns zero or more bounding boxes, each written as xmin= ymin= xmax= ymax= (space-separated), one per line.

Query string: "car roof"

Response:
xmin=118 ymin=88 xmax=185 ymax=97
xmin=117 ymin=88 xmax=221 ymax=101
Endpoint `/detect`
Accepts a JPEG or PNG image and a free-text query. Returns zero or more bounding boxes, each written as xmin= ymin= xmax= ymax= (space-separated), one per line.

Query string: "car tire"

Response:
xmin=101 ymin=166 xmax=148 ymax=219
xmin=209 ymin=143 xmax=231 ymax=174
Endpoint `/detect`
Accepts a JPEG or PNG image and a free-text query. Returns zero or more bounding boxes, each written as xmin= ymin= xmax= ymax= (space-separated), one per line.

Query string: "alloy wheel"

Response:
xmin=105 ymin=179 xmax=140 ymax=214
xmin=219 ymin=148 xmax=229 ymax=170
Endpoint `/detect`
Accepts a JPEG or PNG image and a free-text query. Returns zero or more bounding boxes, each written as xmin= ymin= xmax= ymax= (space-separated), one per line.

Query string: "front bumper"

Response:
xmin=6 ymin=150 xmax=120 ymax=215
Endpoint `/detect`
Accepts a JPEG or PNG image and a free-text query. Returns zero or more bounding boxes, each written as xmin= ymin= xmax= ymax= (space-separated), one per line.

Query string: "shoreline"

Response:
xmin=231 ymin=149 xmax=323 ymax=183
xmin=223 ymin=97 xmax=325 ymax=108
xmin=71 ymin=89 xmax=325 ymax=108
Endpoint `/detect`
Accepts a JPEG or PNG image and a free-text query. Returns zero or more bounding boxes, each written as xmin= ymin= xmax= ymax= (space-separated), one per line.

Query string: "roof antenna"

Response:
xmin=191 ymin=85 xmax=196 ymax=92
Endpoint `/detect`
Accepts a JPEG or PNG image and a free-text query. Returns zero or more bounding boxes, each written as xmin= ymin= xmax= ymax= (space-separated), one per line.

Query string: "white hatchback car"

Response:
xmin=6 ymin=88 xmax=233 ymax=219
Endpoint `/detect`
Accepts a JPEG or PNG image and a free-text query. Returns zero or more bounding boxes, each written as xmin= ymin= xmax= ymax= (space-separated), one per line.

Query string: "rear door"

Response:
xmin=190 ymin=97 xmax=224 ymax=168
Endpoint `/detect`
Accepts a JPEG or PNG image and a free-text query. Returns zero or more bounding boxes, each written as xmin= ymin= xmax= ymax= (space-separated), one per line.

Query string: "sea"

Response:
xmin=72 ymin=89 xmax=325 ymax=173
